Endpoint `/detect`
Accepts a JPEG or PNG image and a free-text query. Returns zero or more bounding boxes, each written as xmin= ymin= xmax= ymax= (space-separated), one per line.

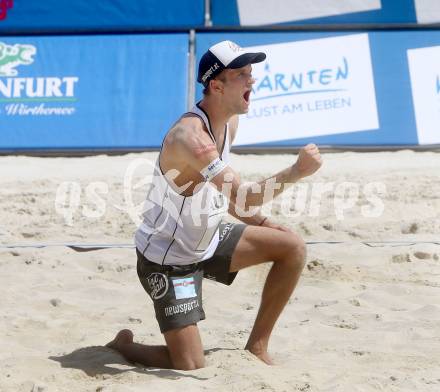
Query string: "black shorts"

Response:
xmin=136 ymin=223 xmax=246 ymax=333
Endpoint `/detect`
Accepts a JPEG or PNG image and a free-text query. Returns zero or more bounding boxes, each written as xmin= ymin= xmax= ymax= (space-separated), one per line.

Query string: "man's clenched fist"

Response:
xmin=294 ymin=143 xmax=322 ymax=178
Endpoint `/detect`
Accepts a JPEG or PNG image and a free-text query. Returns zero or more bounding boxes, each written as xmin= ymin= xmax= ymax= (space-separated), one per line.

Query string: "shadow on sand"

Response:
xmin=49 ymin=345 xmax=238 ymax=380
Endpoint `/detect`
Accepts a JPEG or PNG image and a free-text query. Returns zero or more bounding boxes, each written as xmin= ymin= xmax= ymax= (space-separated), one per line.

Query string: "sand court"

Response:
xmin=1 ymin=150 xmax=440 ymax=391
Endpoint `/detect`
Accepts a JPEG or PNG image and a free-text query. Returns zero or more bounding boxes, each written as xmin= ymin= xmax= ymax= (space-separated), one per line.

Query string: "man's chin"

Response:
xmin=239 ymin=103 xmax=250 ymax=115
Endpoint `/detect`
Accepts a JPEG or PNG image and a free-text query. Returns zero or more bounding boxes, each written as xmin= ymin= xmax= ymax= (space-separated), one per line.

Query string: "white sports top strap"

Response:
xmin=190 ymin=103 xmax=216 ymax=143
xmin=187 ymin=103 xmax=230 ymax=162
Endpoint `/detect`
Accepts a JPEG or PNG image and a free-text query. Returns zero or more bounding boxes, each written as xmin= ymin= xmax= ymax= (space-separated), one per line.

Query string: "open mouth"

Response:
xmin=243 ymin=90 xmax=251 ymax=104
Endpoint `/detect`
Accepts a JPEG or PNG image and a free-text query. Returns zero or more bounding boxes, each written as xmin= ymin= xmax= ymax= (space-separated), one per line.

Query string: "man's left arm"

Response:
xmin=255 ymin=143 xmax=322 ymax=201
xmin=226 ymin=117 xmax=322 ymax=228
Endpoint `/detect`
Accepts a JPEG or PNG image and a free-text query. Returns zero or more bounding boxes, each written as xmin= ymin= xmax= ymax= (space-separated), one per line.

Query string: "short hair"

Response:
xmin=202 ymin=73 xmax=227 ymax=96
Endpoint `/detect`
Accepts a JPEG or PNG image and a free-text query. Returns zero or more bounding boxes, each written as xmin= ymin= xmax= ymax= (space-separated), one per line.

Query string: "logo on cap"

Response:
xmin=227 ymin=41 xmax=244 ymax=53
xmin=201 ymin=62 xmax=220 ymax=83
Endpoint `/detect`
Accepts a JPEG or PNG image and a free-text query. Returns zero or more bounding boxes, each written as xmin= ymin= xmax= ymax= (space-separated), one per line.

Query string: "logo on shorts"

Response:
xmin=219 ymin=223 xmax=233 ymax=242
xmin=172 ymin=277 xmax=197 ymax=300
xmin=147 ymin=273 xmax=169 ymax=300
xmin=164 ymin=299 xmax=200 ymax=317
xmin=204 ymin=273 xmax=217 ymax=282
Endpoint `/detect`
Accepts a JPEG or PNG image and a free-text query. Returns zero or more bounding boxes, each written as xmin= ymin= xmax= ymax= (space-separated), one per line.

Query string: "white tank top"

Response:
xmin=135 ymin=104 xmax=231 ymax=266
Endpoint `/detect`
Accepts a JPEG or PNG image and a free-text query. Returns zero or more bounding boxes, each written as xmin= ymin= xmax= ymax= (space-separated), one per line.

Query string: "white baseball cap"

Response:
xmin=197 ymin=40 xmax=266 ymax=87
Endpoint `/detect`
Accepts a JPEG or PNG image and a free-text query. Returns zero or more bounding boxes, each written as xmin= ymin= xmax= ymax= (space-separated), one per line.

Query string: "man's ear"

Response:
xmin=210 ymin=78 xmax=224 ymax=95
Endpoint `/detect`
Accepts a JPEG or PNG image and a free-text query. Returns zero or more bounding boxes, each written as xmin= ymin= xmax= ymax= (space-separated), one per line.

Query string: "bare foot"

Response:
xmin=106 ymin=329 xmax=134 ymax=351
xmin=245 ymin=343 xmax=275 ymax=365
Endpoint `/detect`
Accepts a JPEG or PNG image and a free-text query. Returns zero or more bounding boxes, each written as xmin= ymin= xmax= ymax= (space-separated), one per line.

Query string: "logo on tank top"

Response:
xmin=147 ymin=273 xmax=169 ymax=300
xmin=212 ymin=193 xmax=225 ymax=209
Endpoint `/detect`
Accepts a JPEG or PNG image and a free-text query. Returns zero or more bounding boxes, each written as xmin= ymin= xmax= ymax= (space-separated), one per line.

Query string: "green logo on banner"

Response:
xmin=0 ymin=42 xmax=36 ymax=77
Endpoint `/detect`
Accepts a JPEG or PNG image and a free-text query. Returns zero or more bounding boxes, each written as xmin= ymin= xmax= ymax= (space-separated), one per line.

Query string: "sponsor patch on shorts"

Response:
xmin=147 ymin=273 xmax=169 ymax=300
xmin=172 ymin=277 xmax=197 ymax=299
xmin=164 ymin=299 xmax=200 ymax=317
xmin=219 ymin=223 xmax=234 ymax=242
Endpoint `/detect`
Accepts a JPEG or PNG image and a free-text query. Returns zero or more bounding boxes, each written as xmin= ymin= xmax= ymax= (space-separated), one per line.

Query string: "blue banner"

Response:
xmin=0 ymin=34 xmax=189 ymax=150
xmin=211 ymin=0 xmax=440 ymax=26
xmin=196 ymin=31 xmax=440 ymax=146
xmin=0 ymin=0 xmax=204 ymax=32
